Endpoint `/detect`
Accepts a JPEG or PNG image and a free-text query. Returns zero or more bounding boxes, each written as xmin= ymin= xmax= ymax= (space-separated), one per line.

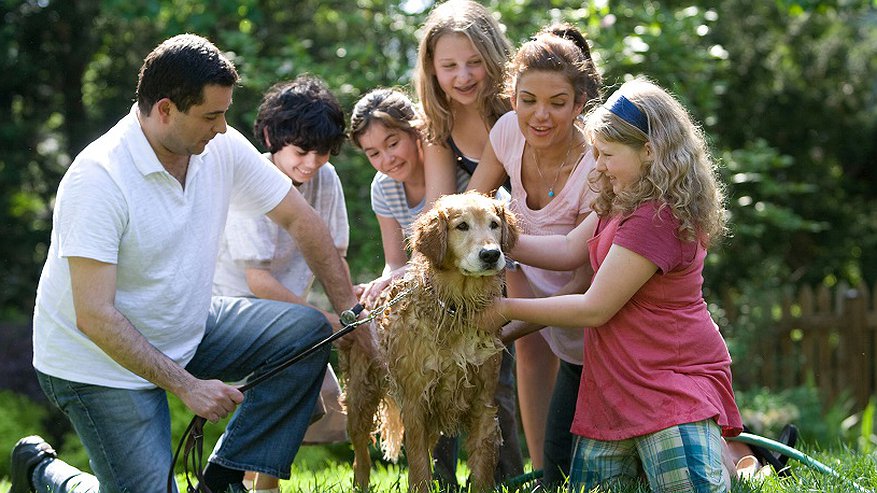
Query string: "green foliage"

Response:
xmin=696 ymin=0 xmax=877 ymax=288
xmin=857 ymin=397 xmax=876 ymax=454
xmin=0 ymin=391 xmax=47 ymax=478
xmin=711 ymin=140 xmax=828 ymax=296
xmin=1 ymin=0 xmax=876 ymax=317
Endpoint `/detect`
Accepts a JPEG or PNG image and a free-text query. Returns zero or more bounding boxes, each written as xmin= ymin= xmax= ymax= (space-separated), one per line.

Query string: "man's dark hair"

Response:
xmin=136 ymin=34 xmax=239 ymax=116
xmin=253 ymin=74 xmax=346 ymax=156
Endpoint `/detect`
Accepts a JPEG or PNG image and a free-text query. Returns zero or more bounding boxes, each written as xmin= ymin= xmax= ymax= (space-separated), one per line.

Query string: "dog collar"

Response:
xmin=435 ymin=297 xmax=458 ymax=316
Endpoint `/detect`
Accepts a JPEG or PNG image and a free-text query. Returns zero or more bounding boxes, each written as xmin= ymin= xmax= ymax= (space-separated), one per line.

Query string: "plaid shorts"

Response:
xmin=569 ymin=419 xmax=728 ymax=493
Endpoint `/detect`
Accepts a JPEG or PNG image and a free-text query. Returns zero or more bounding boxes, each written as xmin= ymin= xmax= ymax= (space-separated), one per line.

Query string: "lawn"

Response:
xmin=3 ymin=444 xmax=874 ymax=492
xmin=250 ymin=445 xmax=877 ymax=492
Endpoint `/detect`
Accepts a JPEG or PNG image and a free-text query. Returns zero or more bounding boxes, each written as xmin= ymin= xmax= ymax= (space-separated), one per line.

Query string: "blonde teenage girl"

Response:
xmin=416 ymin=0 xmax=513 ymax=206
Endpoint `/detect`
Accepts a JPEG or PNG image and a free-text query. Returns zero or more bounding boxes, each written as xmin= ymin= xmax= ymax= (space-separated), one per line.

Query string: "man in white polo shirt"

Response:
xmin=9 ymin=34 xmax=368 ymax=493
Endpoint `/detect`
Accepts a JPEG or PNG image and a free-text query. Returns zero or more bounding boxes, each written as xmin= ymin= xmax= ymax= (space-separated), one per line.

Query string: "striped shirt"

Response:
xmin=370 ymin=168 xmax=469 ymax=237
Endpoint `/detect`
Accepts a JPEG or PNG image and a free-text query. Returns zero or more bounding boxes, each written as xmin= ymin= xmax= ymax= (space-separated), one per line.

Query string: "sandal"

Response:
xmin=744 ymin=424 xmax=798 ymax=477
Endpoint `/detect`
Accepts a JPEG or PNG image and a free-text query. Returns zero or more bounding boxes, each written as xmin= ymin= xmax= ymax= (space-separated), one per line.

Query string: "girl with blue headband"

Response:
xmin=483 ymin=78 xmax=743 ymax=492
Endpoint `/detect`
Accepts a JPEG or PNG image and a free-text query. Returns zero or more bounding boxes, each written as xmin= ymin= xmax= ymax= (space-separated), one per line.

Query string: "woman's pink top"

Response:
xmin=491 ymin=111 xmax=595 ymax=365
xmin=572 ymin=202 xmax=742 ymax=440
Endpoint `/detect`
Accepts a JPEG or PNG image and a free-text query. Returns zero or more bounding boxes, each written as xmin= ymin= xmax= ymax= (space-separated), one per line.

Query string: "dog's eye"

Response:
xmin=490 ymin=220 xmax=499 ymax=229
xmin=455 ymin=222 xmax=469 ymax=231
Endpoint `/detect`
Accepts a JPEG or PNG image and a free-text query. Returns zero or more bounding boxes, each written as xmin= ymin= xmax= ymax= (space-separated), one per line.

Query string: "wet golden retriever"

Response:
xmin=341 ymin=192 xmax=519 ymax=493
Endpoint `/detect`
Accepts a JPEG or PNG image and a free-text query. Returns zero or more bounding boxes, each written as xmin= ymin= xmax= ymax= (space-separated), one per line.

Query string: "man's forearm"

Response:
xmin=288 ymin=212 xmax=357 ymax=316
xmin=269 ymin=189 xmax=358 ymax=319
xmin=77 ymin=307 xmax=194 ymax=394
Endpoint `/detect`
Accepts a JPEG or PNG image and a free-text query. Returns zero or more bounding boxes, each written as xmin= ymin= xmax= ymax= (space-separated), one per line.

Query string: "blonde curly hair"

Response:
xmin=586 ymin=78 xmax=728 ymax=246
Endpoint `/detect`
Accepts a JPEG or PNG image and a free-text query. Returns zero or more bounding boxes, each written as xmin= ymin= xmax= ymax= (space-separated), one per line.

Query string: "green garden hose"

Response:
xmin=728 ymin=432 xmax=873 ymax=493
xmin=503 ymin=469 xmax=543 ymax=490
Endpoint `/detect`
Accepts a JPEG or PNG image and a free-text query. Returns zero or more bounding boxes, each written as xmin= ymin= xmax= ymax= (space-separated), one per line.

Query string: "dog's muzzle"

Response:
xmin=460 ymin=245 xmax=506 ymax=276
xmin=479 ymin=247 xmax=502 ymax=267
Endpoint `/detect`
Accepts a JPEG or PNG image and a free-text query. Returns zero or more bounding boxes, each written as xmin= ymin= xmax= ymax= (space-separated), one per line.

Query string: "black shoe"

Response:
xmin=745 ymin=424 xmax=799 ymax=477
xmin=772 ymin=424 xmax=799 ymax=468
xmin=8 ymin=435 xmax=57 ymax=493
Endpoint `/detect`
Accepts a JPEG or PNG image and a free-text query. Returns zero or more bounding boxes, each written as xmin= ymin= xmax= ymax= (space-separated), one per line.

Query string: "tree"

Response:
xmin=1 ymin=0 xmax=875 ymax=320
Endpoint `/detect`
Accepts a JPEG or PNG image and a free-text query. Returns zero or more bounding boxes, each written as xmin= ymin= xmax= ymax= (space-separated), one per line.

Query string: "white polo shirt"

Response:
xmin=33 ymin=106 xmax=292 ymax=389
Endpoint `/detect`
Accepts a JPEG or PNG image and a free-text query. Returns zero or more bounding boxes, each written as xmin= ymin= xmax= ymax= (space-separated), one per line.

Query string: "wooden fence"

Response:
xmin=725 ymin=282 xmax=877 ymax=410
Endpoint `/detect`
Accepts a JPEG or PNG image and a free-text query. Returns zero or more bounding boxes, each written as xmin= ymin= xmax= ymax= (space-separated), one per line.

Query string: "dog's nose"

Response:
xmin=479 ymin=248 xmax=501 ymax=265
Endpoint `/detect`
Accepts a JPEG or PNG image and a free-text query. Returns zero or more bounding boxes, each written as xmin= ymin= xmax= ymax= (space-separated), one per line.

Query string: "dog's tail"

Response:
xmin=378 ymin=397 xmax=404 ymax=462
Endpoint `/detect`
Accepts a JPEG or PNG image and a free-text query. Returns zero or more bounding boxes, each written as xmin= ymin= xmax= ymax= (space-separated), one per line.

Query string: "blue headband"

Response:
xmin=604 ymin=94 xmax=649 ymax=135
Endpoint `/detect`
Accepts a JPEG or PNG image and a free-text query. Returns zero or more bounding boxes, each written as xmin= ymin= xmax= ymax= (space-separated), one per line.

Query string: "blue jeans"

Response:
xmin=34 ymin=296 xmax=331 ymax=493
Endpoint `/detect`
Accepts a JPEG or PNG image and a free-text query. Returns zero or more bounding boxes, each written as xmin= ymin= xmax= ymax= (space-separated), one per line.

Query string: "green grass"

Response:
xmin=273 ymin=446 xmax=877 ymax=492
xmin=2 ymin=444 xmax=875 ymax=492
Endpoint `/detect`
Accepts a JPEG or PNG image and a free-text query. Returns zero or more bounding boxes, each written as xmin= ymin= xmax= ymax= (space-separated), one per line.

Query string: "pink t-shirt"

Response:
xmin=491 ymin=111 xmax=596 ymax=365
xmin=572 ymin=202 xmax=742 ymax=440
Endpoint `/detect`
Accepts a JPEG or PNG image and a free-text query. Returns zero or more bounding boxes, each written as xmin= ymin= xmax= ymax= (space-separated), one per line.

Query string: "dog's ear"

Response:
xmin=413 ymin=206 xmax=448 ymax=267
xmin=496 ymin=202 xmax=519 ymax=252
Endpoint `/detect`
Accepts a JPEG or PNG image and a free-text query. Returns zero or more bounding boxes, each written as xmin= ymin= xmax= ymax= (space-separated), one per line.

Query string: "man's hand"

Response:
xmin=334 ymin=307 xmax=373 ymax=349
xmin=177 ymin=379 xmax=244 ymax=423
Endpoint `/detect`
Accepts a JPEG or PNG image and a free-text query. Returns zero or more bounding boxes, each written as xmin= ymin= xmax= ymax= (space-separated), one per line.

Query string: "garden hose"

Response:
xmin=503 ymin=469 xmax=543 ymax=490
xmin=728 ymin=432 xmax=873 ymax=493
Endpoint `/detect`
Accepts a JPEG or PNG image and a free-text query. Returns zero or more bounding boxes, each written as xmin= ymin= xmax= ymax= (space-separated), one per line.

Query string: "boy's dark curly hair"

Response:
xmin=253 ymin=74 xmax=346 ymax=155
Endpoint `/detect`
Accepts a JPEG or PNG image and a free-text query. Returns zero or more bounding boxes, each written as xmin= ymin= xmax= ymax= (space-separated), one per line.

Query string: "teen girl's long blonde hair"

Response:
xmin=586 ymin=78 xmax=728 ymax=246
xmin=414 ymin=0 xmax=512 ymax=144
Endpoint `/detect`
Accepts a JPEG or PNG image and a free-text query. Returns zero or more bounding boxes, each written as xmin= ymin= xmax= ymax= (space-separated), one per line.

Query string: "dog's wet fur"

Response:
xmin=341 ymin=192 xmax=519 ymax=492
